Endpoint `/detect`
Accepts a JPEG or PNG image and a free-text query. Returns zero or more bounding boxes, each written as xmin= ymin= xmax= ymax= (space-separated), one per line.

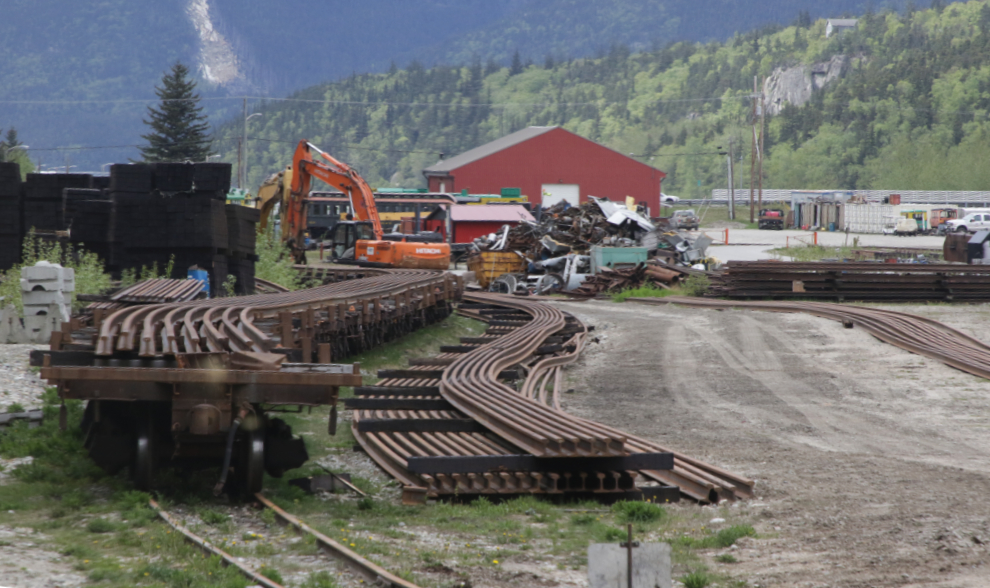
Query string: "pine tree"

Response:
xmin=509 ymin=50 xmax=524 ymax=76
xmin=139 ymin=62 xmax=211 ymax=162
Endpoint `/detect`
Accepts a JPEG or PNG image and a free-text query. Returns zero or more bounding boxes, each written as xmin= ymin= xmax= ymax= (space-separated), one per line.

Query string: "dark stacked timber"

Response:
xmin=0 ymin=162 xmax=252 ymax=296
xmin=0 ymin=163 xmax=22 ymax=269
xmin=710 ymin=261 xmax=990 ymax=301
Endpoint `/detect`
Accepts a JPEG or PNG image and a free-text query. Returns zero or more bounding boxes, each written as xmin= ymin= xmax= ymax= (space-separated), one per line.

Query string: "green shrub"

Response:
xmin=680 ymin=274 xmax=710 ymax=297
xmin=599 ymin=526 xmax=627 ymax=542
xmin=716 ymin=553 xmax=738 ymax=563
xmin=86 ymin=518 xmax=118 ymax=533
xmin=681 ymin=570 xmax=713 ymax=588
xmin=611 ymin=283 xmax=672 ymax=303
xmin=0 ymin=230 xmax=114 ymax=312
xmin=6 ymin=403 xmax=24 ymax=413
xmin=255 ymin=225 xmax=304 ymax=290
xmin=714 ymin=524 xmax=755 ymax=548
xmin=612 ymin=500 xmax=666 ymax=523
xmin=570 ymin=513 xmax=596 ymax=526
xmin=199 ymin=508 xmax=231 ymax=525
xmin=304 ymin=570 xmax=340 ymax=588
xmin=261 ymin=567 xmax=284 ymax=583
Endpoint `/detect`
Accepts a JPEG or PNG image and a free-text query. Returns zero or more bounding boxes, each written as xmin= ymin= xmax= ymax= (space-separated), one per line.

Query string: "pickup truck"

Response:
xmin=670 ymin=209 xmax=700 ymax=231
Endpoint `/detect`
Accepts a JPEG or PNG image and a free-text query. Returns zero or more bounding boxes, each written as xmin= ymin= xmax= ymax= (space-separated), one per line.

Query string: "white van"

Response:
xmin=945 ymin=212 xmax=990 ymax=233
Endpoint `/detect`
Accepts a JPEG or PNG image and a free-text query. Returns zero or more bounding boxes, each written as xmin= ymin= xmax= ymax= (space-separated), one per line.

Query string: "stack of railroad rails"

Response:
xmin=34 ymin=269 xmax=462 ymax=495
xmin=348 ymin=292 xmax=755 ymax=504
xmin=630 ymin=295 xmax=990 ymax=382
xmin=709 ymin=261 xmax=990 ymax=301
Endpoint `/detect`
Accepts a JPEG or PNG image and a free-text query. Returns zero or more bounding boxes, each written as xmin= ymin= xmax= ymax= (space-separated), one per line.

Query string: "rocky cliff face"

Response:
xmin=764 ymin=55 xmax=846 ymax=115
xmin=186 ymin=0 xmax=243 ymax=89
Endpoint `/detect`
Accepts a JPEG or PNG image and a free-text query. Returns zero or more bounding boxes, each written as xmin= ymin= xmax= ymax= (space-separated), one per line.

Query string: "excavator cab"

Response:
xmin=330 ymin=221 xmax=376 ymax=261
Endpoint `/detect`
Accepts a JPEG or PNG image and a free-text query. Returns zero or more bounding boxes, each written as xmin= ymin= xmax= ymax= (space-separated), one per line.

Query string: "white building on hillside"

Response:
xmin=826 ymin=19 xmax=858 ymax=38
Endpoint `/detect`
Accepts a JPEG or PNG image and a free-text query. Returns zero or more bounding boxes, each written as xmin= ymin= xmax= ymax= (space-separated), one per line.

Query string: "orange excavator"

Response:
xmin=259 ymin=140 xmax=450 ymax=269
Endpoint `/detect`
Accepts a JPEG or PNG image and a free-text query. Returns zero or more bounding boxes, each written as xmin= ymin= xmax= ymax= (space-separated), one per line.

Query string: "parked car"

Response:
xmin=671 ymin=209 xmax=699 ymax=230
xmin=661 ymin=193 xmax=680 ymax=204
xmin=894 ymin=217 xmax=920 ymax=236
xmin=945 ymin=213 xmax=990 ymax=234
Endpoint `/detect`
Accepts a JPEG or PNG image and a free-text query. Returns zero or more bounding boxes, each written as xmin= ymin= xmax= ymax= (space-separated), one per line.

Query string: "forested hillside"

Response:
xmin=221 ymin=1 xmax=990 ymax=196
xmin=2 ymin=0 xmax=934 ymax=171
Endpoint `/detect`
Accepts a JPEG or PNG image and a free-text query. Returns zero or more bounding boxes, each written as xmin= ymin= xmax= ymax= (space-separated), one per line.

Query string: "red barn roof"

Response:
xmin=422 ymin=126 xmax=666 ymax=214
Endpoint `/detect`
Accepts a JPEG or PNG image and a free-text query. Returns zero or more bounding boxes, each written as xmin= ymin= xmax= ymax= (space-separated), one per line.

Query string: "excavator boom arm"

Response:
xmin=290 ymin=141 xmax=383 ymax=240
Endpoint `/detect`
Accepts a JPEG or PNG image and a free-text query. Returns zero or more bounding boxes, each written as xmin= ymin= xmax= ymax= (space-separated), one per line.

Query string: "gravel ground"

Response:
xmin=553 ymin=299 xmax=990 ymax=588
xmin=0 ymin=344 xmax=50 ymax=412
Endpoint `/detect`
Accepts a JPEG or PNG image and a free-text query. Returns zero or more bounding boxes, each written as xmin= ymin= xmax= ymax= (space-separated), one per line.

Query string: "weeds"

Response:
xmin=6 ymin=402 xmax=25 ymax=413
xmin=716 ymin=553 xmax=738 ymax=563
xmin=681 ymin=569 xmax=714 ymax=588
xmin=612 ymin=500 xmax=666 ymax=523
xmin=676 ymin=524 xmax=756 ymax=549
xmin=255 ymin=224 xmax=305 ymax=290
xmin=611 ymin=283 xmax=673 ymax=302
xmin=0 ymin=230 xmax=113 ymax=312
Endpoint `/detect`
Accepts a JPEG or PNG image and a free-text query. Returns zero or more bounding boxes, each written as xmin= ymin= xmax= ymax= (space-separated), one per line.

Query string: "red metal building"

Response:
xmin=423 ymin=204 xmax=535 ymax=244
xmin=422 ymin=126 xmax=666 ymax=214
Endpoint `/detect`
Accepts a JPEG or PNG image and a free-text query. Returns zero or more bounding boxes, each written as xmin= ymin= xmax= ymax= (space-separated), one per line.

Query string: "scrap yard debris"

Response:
xmin=466 ymin=197 xmax=713 ymax=296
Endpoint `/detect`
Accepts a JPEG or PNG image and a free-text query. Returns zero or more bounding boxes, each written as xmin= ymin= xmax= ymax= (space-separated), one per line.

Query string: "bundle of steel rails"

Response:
xmin=34 ymin=269 xmax=462 ymax=494
xmin=348 ymin=292 xmax=755 ymax=504
xmin=48 ymin=269 xmax=462 ymax=366
xmin=710 ymin=261 xmax=990 ymax=301
xmin=630 ymin=296 xmax=990 ymax=382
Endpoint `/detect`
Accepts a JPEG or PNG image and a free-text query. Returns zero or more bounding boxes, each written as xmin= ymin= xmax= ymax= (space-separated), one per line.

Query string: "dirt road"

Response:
xmin=553 ymin=300 xmax=990 ymax=587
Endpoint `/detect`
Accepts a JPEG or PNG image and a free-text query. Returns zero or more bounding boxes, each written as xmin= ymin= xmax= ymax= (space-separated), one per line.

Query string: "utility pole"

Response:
xmin=759 ymin=90 xmax=767 ymax=215
xmin=240 ymin=98 xmax=246 ymax=189
xmin=728 ymin=138 xmax=736 ymax=220
xmin=718 ymin=139 xmax=735 ymax=220
xmin=749 ymin=76 xmax=757 ymax=224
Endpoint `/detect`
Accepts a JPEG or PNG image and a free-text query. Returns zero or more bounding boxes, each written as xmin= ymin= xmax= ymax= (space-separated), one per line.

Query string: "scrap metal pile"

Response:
xmin=469 ymin=198 xmax=712 ymax=295
xmin=710 ymin=261 xmax=990 ymax=301
xmin=568 ymin=260 xmax=705 ymax=298
xmin=347 ymin=292 xmax=754 ymax=504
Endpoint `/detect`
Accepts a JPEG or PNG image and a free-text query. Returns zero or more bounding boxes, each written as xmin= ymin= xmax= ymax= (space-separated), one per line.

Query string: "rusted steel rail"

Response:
xmin=55 ymin=269 xmax=461 ymax=365
xmin=630 ymin=295 xmax=990 ymax=381
xmin=710 ymin=261 xmax=990 ymax=301
xmin=151 ymin=495 xmax=424 ymax=588
xmin=350 ymin=294 xmax=754 ymax=504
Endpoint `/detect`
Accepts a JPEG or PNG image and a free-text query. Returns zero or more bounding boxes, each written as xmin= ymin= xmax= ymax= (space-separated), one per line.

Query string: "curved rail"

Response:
xmin=352 ymin=294 xmax=755 ymax=503
xmin=630 ymin=296 xmax=990 ymax=381
xmin=93 ymin=270 xmax=460 ymax=363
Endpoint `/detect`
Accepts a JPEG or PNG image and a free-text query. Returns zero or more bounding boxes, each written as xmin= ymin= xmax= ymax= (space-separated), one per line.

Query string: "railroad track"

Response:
xmin=349 ymin=293 xmax=754 ymax=504
xmin=150 ymin=494 xmax=421 ymax=588
xmin=630 ymin=296 xmax=990 ymax=380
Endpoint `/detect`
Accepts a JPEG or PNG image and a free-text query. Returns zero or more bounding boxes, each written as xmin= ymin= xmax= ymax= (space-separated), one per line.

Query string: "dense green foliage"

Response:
xmin=3 ymin=0 xmax=929 ymax=172
xmin=0 ymin=231 xmax=113 ymax=313
xmin=220 ymin=1 xmax=990 ymax=196
xmin=139 ymin=62 xmax=212 ymax=162
xmin=0 ymin=127 xmax=34 ymax=178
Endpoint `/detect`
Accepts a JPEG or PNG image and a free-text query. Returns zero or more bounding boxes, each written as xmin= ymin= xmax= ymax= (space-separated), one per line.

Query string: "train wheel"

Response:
xmin=131 ymin=414 xmax=156 ymax=491
xmin=240 ymin=427 xmax=265 ymax=496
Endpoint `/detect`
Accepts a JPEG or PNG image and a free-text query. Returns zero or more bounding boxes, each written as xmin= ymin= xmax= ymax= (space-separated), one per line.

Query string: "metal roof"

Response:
xmin=448 ymin=204 xmax=535 ymax=223
xmin=422 ymin=127 xmax=557 ymax=175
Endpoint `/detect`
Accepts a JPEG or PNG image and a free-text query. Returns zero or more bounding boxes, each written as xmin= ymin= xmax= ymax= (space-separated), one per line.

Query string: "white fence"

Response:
xmin=711 ymin=189 xmax=990 ymax=205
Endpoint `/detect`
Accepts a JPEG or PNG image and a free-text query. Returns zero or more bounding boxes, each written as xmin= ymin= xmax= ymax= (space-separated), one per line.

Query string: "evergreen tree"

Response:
xmin=0 ymin=128 xmax=22 ymax=161
xmin=139 ymin=62 xmax=211 ymax=162
xmin=509 ymin=50 xmax=524 ymax=76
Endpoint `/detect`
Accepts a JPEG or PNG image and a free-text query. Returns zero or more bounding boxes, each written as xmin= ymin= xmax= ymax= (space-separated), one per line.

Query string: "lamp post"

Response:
xmin=240 ymin=100 xmax=262 ymax=189
xmin=717 ymin=139 xmax=735 ymax=220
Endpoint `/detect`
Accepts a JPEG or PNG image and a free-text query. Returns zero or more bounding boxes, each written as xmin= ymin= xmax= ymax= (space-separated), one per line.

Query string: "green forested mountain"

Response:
xmin=221 ymin=1 xmax=990 ymax=197
xmin=2 ymin=0 xmax=932 ymax=170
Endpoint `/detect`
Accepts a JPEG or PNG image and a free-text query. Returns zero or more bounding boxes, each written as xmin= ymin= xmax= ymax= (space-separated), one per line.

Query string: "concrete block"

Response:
xmin=21 ymin=262 xmax=62 ymax=282
xmin=23 ymin=312 xmax=60 ymax=344
xmin=0 ymin=305 xmax=28 ymax=344
xmin=588 ymin=542 xmax=671 ymax=588
xmin=20 ymin=278 xmax=60 ymax=292
xmin=22 ymin=290 xmax=65 ymax=307
xmin=62 ymin=267 xmax=75 ymax=292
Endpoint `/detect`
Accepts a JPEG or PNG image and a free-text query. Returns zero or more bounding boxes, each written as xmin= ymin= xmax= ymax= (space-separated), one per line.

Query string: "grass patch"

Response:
xmin=676 ymin=524 xmax=756 ymax=549
xmin=715 ymin=553 xmax=738 ymax=563
xmin=612 ymin=500 xmax=666 ymax=523
xmin=611 ymin=284 xmax=673 ymax=302
xmin=769 ymin=244 xmax=857 ymax=262
xmin=681 ymin=569 xmax=714 ymax=588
